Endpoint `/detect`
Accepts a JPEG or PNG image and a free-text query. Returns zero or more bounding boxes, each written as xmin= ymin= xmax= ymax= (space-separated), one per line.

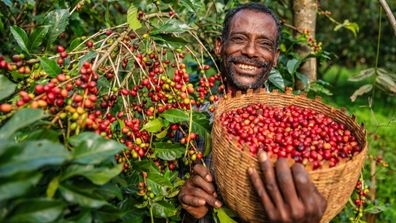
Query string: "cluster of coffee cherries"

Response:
xmin=1 ymin=23 xmax=224 ymax=175
xmin=301 ymin=29 xmax=322 ymax=54
xmin=0 ymin=54 xmax=30 ymax=74
xmin=220 ymin=103 xmax=362 ymax=169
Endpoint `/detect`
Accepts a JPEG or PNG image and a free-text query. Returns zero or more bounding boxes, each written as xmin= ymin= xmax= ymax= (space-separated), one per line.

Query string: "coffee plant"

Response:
xmin=0 ymin=2 xmax=228 ymax=222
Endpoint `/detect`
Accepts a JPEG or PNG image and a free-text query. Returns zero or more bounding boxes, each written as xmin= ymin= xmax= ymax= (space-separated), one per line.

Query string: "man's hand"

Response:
xmin=178 ymin=164 xmax=223 ymax=220
xmin=248 ymin=151 xmax=327 ymax=223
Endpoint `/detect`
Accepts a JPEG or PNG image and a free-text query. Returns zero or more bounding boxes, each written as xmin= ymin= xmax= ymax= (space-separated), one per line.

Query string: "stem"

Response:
xmin=375 ymin=7 xmax=382 ymax=70
xmin=187 ymin=100 xmax=193 ymax=148
xmin=92 ymin=31 xmax=128 ymax=71
xmin=369 ymin=6 xmax=383 ymax=107
xmin=378 ymin=0 xmax=396 ymax=36
xmin=187 ymin=30 xmax=221 ymax=73
xmin=150 ymin=205 xmax=154 ymax=223
xmin=70 ymin=0 xmax=86 ymax=15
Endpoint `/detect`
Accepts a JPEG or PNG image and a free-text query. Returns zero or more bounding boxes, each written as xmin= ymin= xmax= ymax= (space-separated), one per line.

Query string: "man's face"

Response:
xmin=216 ymin=10 xmax=280 ymax=91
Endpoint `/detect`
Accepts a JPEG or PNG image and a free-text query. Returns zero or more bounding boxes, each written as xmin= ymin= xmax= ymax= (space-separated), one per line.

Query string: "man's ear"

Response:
xmin=214 ymin=37 xmax=223 ymax=56
xmin=273 ymin=48 xmax=280 ymax=67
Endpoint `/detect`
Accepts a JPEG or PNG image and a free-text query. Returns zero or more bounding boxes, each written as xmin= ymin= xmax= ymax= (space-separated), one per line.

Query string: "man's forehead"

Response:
xmin=228 ymin=10 xmax=278 ymax=37
xmin=230 ymin=9 xmax=276 ymax=26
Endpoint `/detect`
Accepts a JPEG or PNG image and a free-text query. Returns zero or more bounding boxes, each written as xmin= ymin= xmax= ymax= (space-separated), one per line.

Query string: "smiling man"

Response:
xmin=215 ymin=6 xmax=279 ymax=92
xmin=178 ymin=3 xmax=327 ymax=223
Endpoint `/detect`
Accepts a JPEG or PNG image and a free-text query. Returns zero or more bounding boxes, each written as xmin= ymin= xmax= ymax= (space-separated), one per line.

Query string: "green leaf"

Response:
xmin=334 ymin=20 xmax=359 ymax=37
xmin=135 ymin=200 xmax=149 ymax=209
xmin=0 ymin=15 xmax=4 ymax=32
xmin=286 ymin=58 xmax=299 ymax=75
xmin=0 ymin=140 xmax=69 ymax=177
xmin=69 ymin=132 xmax=124 ymax=165
xmin=2 ymin=0 xmax=12 ymax=7
xmin=377 ymin=68 xmax=396 ymax=81
xmin=64 ymin=209 xmax=92 ymax=223
xmin=61 ymin=164 xmax=123 ymax=185
xmin=376 ymin=73 xmax=396 ymax=94
xmin=68 ymin=37 xmax=84 ymax=51
xmin=350 ymin=84 xmax=373 ymax=102
xmin=94 ymin=204 xmax=126 ymax=222
xmin=179 ymin=0 xmax=202 ymax=14
xmin=0 ymin=108 xmax=48 ymax=139
xmin=213 ymin=207 xmax=238 ymax=223
xmin=47 ymin=176 xmax=60 ymax=198
xmin=141 ymin=118 xmax=163 ymax=133
xmin=0 ymin=172 xmax=42 ymax=200
xmin=155 ymin=127 xmax=169 ymax=139
xmin=39 ymin=57 xmax=61 ymax=77
xmin=45 ymin=9 xmax=70 ymax=45
xmin=308 ymin=82 xmax=333 ymax=96
xmin=127 ymin=5 xmax=142 ymax=30
xmin=348 ymin=68 xmax=375 ymax=82
xmin=151 ymin=20 xmax=191 ymax=35
xmin=152 ymin=34 xmax=189 ymax=49
xmin=191 ymin=111 xmax=211 ymax=137
xmin=146 ymin=172 xmax=172 ymax=195
xmin=29 ymin=25 xmax=50 ymax=51
xmin=365 ymin=203 xmax=387 ymax=214
xmin=25 ymin=128 xmax=60 ymax=142
xmin=152 ymin=142 xmax=185 ymax=161
xmin=0 ymin=139 xmax=17 ymax=158
xmin=296 ymin=72 xmax=309 ymax=88
xmin=0 ymin=75 xmax=16 ymax=101
xmin=161 ymin=109 xmax=212 ymax=156
xmin=96 ymin=182 xmax=123 ymax=200
xmin=59 ymin=183 xmax=108 ymax=208
xmin=160 ymin=109 xmax=189 ymax=123
xmin=10 ymin=25 xmax=30 ymax=54
xmin=344 ymin=21 xmax=359 ymax=37
xmin=151 ymin=201 xmax=178 ymax=218
xmin=269 ymin=69 xmax=285 ymax=90
xmin=6 ymin=198 xmax=65 ymax=223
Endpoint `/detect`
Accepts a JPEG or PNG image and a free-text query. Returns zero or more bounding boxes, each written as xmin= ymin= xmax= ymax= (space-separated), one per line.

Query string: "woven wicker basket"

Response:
xmin=211 ymin=88 xmax=368 ymax=223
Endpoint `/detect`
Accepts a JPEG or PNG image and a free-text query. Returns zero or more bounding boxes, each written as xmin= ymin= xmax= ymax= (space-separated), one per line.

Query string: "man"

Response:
xmin=178 ymin=3 xmax=327 ymax=223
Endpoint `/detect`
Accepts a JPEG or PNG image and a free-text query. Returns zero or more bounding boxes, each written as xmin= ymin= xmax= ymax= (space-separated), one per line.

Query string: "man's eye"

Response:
xmin=258 ymin=41 xmax=274 ymax=50
xmin=231 ymin=36 xmax=245 ymax=43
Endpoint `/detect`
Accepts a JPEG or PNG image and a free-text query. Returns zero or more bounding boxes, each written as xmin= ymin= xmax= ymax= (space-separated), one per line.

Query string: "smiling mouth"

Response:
xmin=236 ymin=63 xmax=258 ymax=72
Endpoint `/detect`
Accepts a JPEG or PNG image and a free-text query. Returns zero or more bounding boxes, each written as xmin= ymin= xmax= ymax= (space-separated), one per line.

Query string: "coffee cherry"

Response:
xmin=57 ymin=45 xmax=65 ymax=53
xmin=86 ymin=40 xmax=94 ymax=48
xmin=0 ymin=103 xmax=13 ymax=113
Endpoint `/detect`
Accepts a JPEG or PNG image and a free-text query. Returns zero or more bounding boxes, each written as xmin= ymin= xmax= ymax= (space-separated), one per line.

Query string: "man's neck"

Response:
xmin=225 ymin=81 xmax=270 ymax=95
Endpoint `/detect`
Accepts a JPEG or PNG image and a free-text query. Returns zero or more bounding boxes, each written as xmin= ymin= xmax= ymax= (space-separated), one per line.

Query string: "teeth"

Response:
xmin=237 ymin=63 xmax=257 ymax=71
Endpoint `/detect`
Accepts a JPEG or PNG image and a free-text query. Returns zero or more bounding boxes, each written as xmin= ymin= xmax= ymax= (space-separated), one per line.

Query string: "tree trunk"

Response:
xmin=292 ymin=0 xmax=318 ymax=90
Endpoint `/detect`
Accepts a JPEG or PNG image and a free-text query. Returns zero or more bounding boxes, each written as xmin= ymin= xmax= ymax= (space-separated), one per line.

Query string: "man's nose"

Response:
xmin=241 ymin=41 xmax=257 ymax=57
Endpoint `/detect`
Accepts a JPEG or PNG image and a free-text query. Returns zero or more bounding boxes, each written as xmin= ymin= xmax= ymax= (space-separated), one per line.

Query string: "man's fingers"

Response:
xmin=276 ymin=159 xmax=305 ymax=220
xmin=248 ymin=167 xmax=275 ymax=213
xmin=291 ymin=163 xmax=316 ymax=199
xmin=193 ymin=164 xmax=213 ymax=182
xmin=275 ymin=158 xmax=300 ymax=206
xmin=292 ymin=163 xmax=327 ymax=220
xmin=257 ymin=151 xmax=284 ymax=208
xmin=180 ymin=194 xmax=206 ymax=207
xmin=179 ymin=187 xmax=222 ymax=208
xmin=191 ymin=174 xmax=217 ymax=196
